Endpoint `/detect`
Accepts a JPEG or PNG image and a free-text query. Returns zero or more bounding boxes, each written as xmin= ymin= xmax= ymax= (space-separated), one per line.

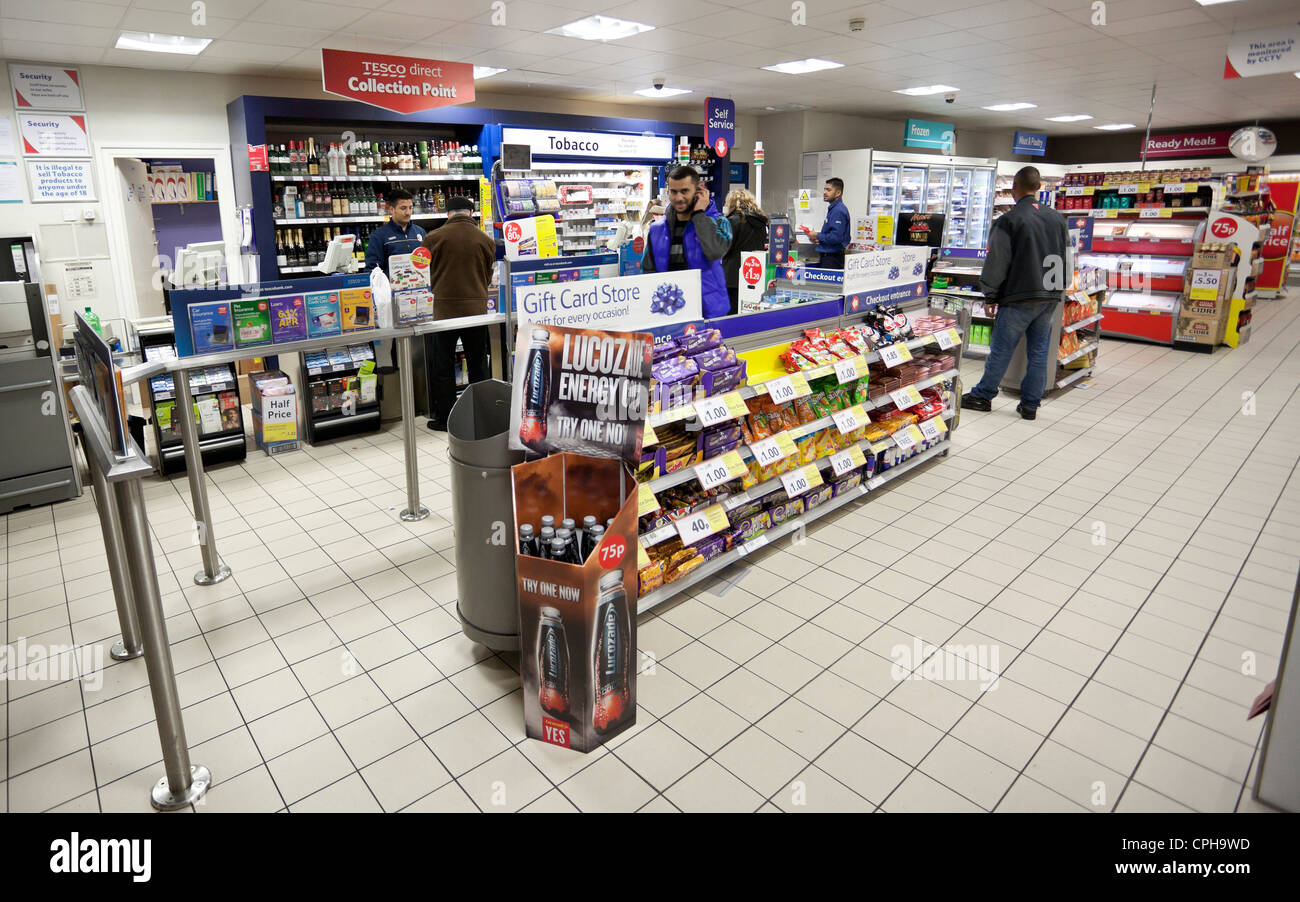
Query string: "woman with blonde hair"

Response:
xmin=722 ymin=188 xmax=769 ymax=314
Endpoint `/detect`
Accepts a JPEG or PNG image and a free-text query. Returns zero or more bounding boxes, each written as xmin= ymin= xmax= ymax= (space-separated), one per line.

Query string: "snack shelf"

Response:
xmin=1063 ymin=313 xmax=1104 ymax=333
xmin=642 ymin=369 xmax=960 ymax=496
xmin=1059 ymin=341 xmax=1099 ymax=366
xmin=1056 ymin=367 xmax=1094 ymax=390
xmin=647 ymin=331 xmax=959 ymax=429
xmin=637 ymin=439 xmax=951 ymax=613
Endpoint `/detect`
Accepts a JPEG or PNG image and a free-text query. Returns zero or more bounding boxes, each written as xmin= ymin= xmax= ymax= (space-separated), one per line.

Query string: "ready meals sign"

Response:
xmin=1143 ymin=131 xmax=1231 ymax=159
xmin=321 ymin=49 xmax=473 ymax=113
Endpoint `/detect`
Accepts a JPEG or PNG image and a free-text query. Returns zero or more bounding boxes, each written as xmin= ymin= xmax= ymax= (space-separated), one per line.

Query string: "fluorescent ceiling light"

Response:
xmin=473 ymin=66 xmax=506 ymax=79
xmin=634 ymin=86 xmax=691 ymax=97
xmin=115 ymin=31 xmax=211 ymax=55
xmin=1046 ymin=114 xmax=1093 ymax=122
xmin=762 ymin=58 xmax=844 ymax=75
xmin=982 ymin=102 xmax=1037 ymax=111
xmin=1094 ymin=123 xmax=1136 ymax=130
xmin=1194 ymin=0 xmax=1243 ymax=5
xmin=546 ymin=15 xmax=653 ymax=41
xmin=893 ymin=84 xmax=959 ymax=96
xmin=765 ymin=103 xmax=809 ymax=111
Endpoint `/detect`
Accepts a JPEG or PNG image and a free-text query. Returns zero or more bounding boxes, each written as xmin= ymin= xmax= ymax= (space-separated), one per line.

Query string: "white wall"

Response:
xmin=1 ymin=59 xmax=755 ymax=332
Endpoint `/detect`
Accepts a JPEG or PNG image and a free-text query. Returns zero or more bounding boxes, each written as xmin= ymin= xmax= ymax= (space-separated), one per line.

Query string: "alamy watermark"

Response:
xmin=1 ymin=639 xmax=104 ymax=691
xmin=890 ymin=637 xmax=1000 ymax=691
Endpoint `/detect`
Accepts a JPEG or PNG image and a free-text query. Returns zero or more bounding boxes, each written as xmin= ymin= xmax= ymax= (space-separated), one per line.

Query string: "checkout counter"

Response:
xmin=0 ymin=236 xmax=82 ymax=514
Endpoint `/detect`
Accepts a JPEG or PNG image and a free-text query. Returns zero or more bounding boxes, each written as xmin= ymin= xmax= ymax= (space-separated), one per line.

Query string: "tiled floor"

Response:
xmin=2 ymin=295 xmax=1297 ymax=813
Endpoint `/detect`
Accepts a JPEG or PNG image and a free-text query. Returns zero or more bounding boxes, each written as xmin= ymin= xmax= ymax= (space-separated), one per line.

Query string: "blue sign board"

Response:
xmin=904 ymin=119 xmax=955 ymax=151
xmin=705 ymin=97 xmax=736 ymax=157
xmin=1013 ymin=131 xmax=1047 ymax=157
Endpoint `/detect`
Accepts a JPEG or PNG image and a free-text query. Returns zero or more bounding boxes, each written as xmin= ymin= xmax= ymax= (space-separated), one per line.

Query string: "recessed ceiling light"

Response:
xmin=893 ymin=84 xmax=960 ymax=96
xmin=633 ymin=86 xmax=691 ymax=97
xmin=762 ymin=59 xmax=844 ymax=75
xmin=982 ymin=102 xmax=1037 ymax=111
xmin=115 ymin=31 xmax=211 ymax=55
xmin=473 ymin=66 xmax=507 ymax=79
xmin=1094 ymin=123 xmax=1136 ymax=130
xmin=1194 ymin=0 xmax=1243 ymax=5
xmin=546 ymin=15 xmax=654 ymax=41
xmin=1046 ymin=114 xmax=1094 ymax=122
xmin=764 ymin=103 xmax=810 ymax=111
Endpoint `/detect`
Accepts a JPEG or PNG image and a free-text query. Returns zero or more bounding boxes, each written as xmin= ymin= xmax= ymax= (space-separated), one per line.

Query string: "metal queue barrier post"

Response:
xmin=70 ymin=385 xmax=211 ymax=810
xmin=395 ymin=332 xmax=429 ymax=522
xmin=82 ymin=437 xmax=144 ymax=661
xmin=172 ymin=365 xmax=232 ymax=586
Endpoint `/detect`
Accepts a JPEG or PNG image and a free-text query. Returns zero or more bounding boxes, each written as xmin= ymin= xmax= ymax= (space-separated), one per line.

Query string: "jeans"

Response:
xmin=426 ymin=326 xmax=490 ymax=422
xmin=971 ymin=300 xmax=1058 ymax=411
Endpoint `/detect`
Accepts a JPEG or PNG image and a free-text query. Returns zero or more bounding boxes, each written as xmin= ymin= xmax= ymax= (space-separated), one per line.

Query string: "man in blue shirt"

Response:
xmin=365 ymin=188 xmax=425 ymax=273
xmin=800 ymin=177 xmax=850 ymax=269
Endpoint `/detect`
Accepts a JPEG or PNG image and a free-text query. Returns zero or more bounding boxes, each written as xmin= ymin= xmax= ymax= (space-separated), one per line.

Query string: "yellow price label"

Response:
xmin=722 ymin=392 xmax=748 ymax=419
xmin=906 ymin=425 xmax=924 ymax=444
xmin=704 ymin=505 xmax=730 ymax=532
xmin=945 ymin=328 xmax=962 ymax=346
xmin=721 ymin=450 xmax=747 ymax=478
xmin=637 ymin=483 xmax=660 ymax=517
xmin=789 ymin=373 xmax=811 ymax=396
xmin=643 ymin=423 xmax=658 ymax=446
xmin=1158 ymin=208 xmax=1173 ymax=218
xmin=847 ymin=444 xmax=867 ymax=467
xmin=1083 ymin=186 xmax=1095 ymax=195
xmin=879 ymin=343 xmax=912 ymax=367
xmin=774 ymin=432 xmax=797 ymax=458
xmin=637 ymin=541 xmax=650 ymax=569
xmin=801 ymin=464 xmax=824 ymax=488
xmin=1095 ymin=209 xmax=1116 ymax=218
xmin=931 ymin=416 xmax=947 ymax=434
xmin=264 ymin=421 xmax=296 ymax=442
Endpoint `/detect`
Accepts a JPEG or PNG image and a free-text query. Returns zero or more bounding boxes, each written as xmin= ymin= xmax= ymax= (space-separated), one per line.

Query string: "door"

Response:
xmin=968 ymin=169 xmax=996 ymax=248
xmin=948 ymin=169 xmax=972 ymax=247
xmin=870 ymin=164 xmax=898 ymax=222
xmin=114 ymin=158 xmax=166 ymax=317
xmin=925 ymin=167 xmax=951 ymax=214
xmin=899 ymin=167 xmax=925 ymax=214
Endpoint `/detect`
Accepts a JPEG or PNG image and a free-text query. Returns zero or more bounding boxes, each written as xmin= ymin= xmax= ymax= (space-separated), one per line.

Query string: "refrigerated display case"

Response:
xmin=899 ymin=167 xmax=925 ymax=215
xmin=870 ymin=163 xmax=897 ymax=222
xmin=868 ymin=152 xmax=999 ymax=249
xmin=925 ymin=168 xmax=951 ymax=213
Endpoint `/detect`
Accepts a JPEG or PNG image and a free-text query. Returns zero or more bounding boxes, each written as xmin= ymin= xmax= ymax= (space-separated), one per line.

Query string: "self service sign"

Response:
xmin=705 ymin=97 xmax=735 ymax=157
xmin=320 ymin=49 xmax=473 ymax=113
xmin=1013 ymin=131 xmax=1047 ymax=157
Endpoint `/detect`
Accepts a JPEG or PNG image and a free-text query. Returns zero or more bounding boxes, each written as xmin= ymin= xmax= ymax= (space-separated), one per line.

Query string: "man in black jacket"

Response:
xmin=961 ymin=167 xmax=1069 ymax=421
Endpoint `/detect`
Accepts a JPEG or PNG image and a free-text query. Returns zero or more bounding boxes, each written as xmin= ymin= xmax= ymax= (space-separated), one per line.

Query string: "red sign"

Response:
xmin=1259 ymin=180 xmax=1298 ymax=292
xmin=742 ymin=257 xmax=763 ymax=285
xmin=1143 ymin=131 xmax=1232 ymax=159
xmin=320 ymin=49 xmax=474 ymax=114
xmin=248 ymin=144 xmax=268 ymax=172
xmin=598 ymin=535 xmax=626 ymax=569
xmin=1210 ymin=217 xmax=1239 ymax=239
xmin=504 ymin=222 xmax=522 ymax=242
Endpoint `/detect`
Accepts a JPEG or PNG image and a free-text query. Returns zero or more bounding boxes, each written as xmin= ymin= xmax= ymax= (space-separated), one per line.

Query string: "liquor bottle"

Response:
xmin=404 ymin=142 xmax=415 ymax=171
xmin=272 ymin=191 xmax=285 ymax=220
xmin=276 ymin=230 xmax=288 ymax=269
xmin=346 ymin=144 xmax=357 ymax=176
xmin=295 ymin=188 xmax=305 ymax=220
xmin=438 ymin=141 xmax=449 ymax=174
xmin=592 ymin=570 xmax=630 ymax=733
xmin=307 ymin=138 xmax=319 ymax=176
xmin=469 ymin=145 xmax=481 ymax=175
xmin=419 ymin=140 xmax=430 ymax=172
xmin=331 ymin=185 xmax=343 ymax=216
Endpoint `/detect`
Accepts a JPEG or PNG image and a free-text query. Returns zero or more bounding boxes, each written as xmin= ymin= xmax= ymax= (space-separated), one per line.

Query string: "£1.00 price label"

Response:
xmin=693 ymin=395 xmax=733 ymax=427
xmin=833 ymin=355 xmax=866 ymax=384
xmin=878 ymin=343 xmax=912 ymax=368
xmin=918 ymin=416 xmax=947 ymax=441
xmin=766 ymin=376 xmax=797 ymax=404
xmin=831 ymin=405 xmax=864 ymax=434
xmin=675 ymin=504 xmax=729 ymax=544
xmin=1118 ymin=184 xmax=1139 ymax=195
xmin=933 ymin=328 xmax=960 ymax=350
xmin=1162 ymin=183 xmax=1186 ymax=194
xmin=890 ymin=386 xmax=924 ymax=410
xmin=695 ymin=457 xmax=734 ymax=489
xmin=637 ymin=483 xmax=660 ymax=517
xmin=1139 ymin=207 xmax=1162 ymax=219
xmin=779 ymin=464 xmax=823 ymax=498
xmin=749 ymin=437 xmax=786 ymax=468
xmin=1066 ymin=186 xmax=1085 ymax=196
xmin=829 ymin=445 xmax=867 ymax=476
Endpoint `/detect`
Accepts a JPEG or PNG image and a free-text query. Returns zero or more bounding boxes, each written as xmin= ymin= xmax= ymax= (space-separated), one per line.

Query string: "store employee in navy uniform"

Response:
xmin=800 ymin=177 xmax=850 ymax=269
xmin=365 ymin=188 xmax=425 ymax=273
xmin=642 ymin=165 xmax=732 ymax=319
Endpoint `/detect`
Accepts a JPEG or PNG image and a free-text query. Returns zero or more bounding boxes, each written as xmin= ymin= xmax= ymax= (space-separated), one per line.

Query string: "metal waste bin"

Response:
xmin=449 ymin=379 xmax=525 ymax=650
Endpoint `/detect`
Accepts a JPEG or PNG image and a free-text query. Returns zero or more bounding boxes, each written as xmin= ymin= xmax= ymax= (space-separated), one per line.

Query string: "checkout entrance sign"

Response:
xmin=320 ymin=49 xmax=474 ymax=113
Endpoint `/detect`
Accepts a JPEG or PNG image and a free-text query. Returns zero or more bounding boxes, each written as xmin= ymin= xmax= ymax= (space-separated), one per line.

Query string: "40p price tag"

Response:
xmin=675 ymin=505 xmax=729 ymax=544
xmin=879 ymin=343 xmax=912 ymax=368
xmin=829 ymin=445 xmax=867 ymax=476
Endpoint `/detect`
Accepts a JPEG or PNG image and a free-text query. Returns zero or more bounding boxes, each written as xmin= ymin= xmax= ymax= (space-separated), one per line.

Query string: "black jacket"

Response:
xmin=723 ymin=211 xmax=769 ymax=290
xmin=979 ymin=196 xmax=1070 ymax=303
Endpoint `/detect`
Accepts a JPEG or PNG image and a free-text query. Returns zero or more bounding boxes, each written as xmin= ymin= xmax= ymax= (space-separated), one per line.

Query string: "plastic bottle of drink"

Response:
xmin=537 ymin=607 xmax=570 ymax=718
xmin=592 ymin=570 xmax=630 ymax=733
xmin=519 ymin=328 xmax=550 ymax=449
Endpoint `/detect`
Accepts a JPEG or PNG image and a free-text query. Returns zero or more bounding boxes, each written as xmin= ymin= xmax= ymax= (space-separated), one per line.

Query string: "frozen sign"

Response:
xmin=1224 ymin=25 xmax=1300 ymax=78
xmin=27 ymin=159 xmax=96 ymax=202
xmin=516 ymin=270 xmax=701 ymax=333
xmin=842 ymin=247 xmax=929 ymax=311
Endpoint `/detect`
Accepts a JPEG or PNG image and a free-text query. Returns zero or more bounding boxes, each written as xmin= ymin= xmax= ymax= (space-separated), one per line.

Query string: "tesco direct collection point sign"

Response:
xmin=321 ymin=49 xmax=474 ymax=114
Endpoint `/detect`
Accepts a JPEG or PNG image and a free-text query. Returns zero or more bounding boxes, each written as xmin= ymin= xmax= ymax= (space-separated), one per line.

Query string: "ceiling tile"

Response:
xmin=2 ymin=37 xmax=105 ymax=62
xmin=3 ymin=19 xmax=113 ymax=45
xmin=0 ymin=0 xmax=124 ymax=27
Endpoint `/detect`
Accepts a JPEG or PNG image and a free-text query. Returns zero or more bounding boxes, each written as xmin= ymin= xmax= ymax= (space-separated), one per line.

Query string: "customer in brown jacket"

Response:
xmin=421 ymin=194 xmax=497 ymax=430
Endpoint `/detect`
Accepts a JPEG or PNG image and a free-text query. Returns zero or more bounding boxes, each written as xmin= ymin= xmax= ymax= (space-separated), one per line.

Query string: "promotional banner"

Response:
xmin=1013 ymin=131 xmax=1047 ymax=157
xmin=10 ymin=64 xmax=83 ymax=110
xmin=704 ymin=97 xmax=735 ymax=157
xmin=514 ymin=269 xmax=702 ymax=332
xmin=1143 ymin=130 xmax=1232 ymax=159
xmin=842 ymin=246 xmax=929 ymax=311
xmin=738 ymin=250 xmax=767 ymax=311
xmin=1259 ymin=179 xmax=1298 ymax=293
xmin=904 ymin=119 xmax=955 ymax=151
xmin=503 ymin=215 xmax=559 ymax=261
xmin=769 ymin=217 xmax=792 ymax=264
xmin=1223 ymin=25 xmax=1300 ymax=78
xmin=26 ymin=159 xmax=95 ymax=202
xmin=501 ymin=127 xmax=672 ymax=160
xmin=320 ymin=49 xmax=473 ymax=113
xmin=510 ymin=322 xmax=653 ymax=466
xmin=18 ymin=113 xmax=90 ymax=156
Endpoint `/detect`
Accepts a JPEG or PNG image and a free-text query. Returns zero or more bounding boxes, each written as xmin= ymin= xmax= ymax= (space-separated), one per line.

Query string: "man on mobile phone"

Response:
xmin=642 ymin=166 xmax=732 ymax=318
xmin=799 ymin=177 xmax=849 ymax=269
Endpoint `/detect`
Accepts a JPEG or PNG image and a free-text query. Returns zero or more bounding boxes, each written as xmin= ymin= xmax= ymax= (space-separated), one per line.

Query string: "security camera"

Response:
xmin=653 ymin=76 xmax=665 ymax=91
xmin=849 ymin=17 xmax=865 ymax=32
xmin=944 ymin=93 xmax=956 ymax=104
